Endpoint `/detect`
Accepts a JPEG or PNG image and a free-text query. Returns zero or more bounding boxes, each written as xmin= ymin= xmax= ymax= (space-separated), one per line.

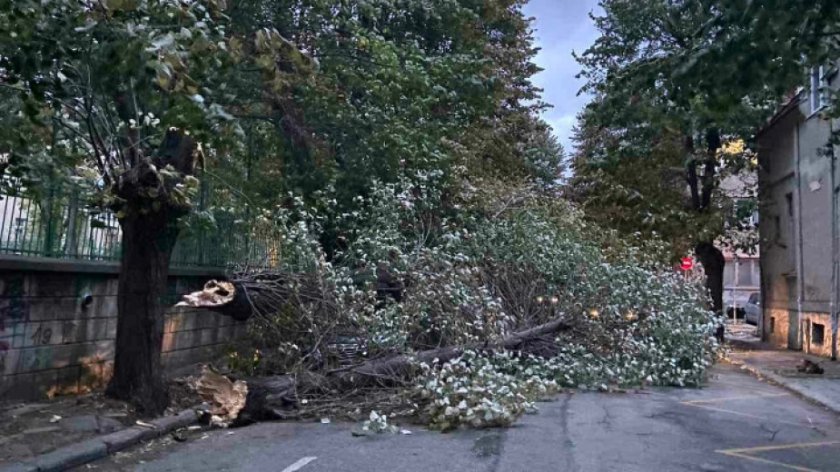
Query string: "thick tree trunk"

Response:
xmin=106 ymin=207 xmax=180 ymax=415
xmin=106 ymin=129 xmax=199 ymax=415
xmin=177 ymin=269 xmax=404 ymax=322
xmin=695 ymin=241 xmax=725 ymax=342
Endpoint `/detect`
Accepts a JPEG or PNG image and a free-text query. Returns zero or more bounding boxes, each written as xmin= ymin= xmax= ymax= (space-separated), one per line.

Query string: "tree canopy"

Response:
xmin=566 ymin=0 xmax=840 ymax=320
xmin=572 ymin=0 xmax=840 ymax=257
xmin=0 ymin=0 xmax=562 ymax=413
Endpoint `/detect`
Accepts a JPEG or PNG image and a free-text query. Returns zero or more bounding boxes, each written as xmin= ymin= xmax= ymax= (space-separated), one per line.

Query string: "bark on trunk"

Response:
xmin=695 ymin=241 xmax=725 ymax=342
xmin=106 ymin=208 xmax=180 ymax=415
xmin=106 ymin=129 xmax=199 ymax=416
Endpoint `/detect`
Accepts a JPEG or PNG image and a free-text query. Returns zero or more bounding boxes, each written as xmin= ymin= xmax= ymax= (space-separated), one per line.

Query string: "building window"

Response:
xmin=760 ymin=152 xmax=771 ymax=174
xmin=785 ymin=192 xmax=796 ymax=267
xmin=770 ymin=317 xmax=775 ymax=333
xmin=813 ymin=323 xmax=825 ymax=346
xmin=785 ymin=192 xmax=794 ymax=217
xmin=737 ymin=260 xmax=754 ymax=286
xmin=809 ymin=66 xmax=828 ymax=114
xmin=724 ymin=263 xmax=735 ymax=286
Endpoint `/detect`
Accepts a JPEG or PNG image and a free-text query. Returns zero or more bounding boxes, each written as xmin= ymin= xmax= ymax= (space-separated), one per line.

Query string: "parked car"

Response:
xmin=744 ymin=292 xmax=761 ymax=325
xmin=724 ymin=291 xmax=750 ymax=319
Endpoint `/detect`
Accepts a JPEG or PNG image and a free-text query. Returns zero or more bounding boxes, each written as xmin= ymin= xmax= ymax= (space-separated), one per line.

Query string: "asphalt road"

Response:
xmin=89 ymin=363 xmax=840 ymax=472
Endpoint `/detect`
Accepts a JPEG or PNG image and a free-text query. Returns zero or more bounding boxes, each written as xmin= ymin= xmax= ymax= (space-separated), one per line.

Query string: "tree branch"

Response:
xmin=700 ymin=128 xmax=720 ymax=210
xmin=684 ymin=134 xmax=701 ymax=210
xmin=83 ymin=90 xmax=112 ymax=186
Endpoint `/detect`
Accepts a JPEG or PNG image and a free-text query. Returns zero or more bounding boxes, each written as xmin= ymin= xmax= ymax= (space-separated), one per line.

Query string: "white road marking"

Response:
xmin=281 ymin=456 xmax=318 ymax=472
xmin=681 ymin=392 xmax=789 ymax=404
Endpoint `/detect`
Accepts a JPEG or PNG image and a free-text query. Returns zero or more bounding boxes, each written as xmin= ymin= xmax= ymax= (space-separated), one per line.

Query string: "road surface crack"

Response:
xmin=558 ymin=393 xmax=580 ymax=472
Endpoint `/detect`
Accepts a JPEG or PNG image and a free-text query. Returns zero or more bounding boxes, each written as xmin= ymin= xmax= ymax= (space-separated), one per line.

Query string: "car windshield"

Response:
xmin=748 ymin=293 xmax=759 ymax=304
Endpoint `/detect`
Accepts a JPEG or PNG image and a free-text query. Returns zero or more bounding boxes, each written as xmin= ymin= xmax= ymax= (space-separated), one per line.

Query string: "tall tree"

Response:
xmin=0 ymin=0 xmax=308 ymax=414
xmin=223 ymin=0 xmax=557 ymax=248
xmin=1 ymin=0 xmax=551 ymax=413
xmin=571 ymin=0 xmax=792 ymax=325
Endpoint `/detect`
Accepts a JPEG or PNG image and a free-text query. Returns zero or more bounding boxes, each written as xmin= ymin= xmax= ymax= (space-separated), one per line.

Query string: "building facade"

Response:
xmin=756 ymin=68 xmax=840 ymax=358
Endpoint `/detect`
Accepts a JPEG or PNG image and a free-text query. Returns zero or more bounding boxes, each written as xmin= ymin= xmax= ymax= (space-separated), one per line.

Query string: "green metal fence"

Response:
xmin=0 ymin=178 xmax=277 ymax=270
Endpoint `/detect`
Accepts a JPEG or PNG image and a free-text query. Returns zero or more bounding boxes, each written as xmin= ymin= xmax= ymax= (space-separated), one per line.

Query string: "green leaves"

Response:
xmin=102 ymin=0 xmax=141 ymax=12
xmin=1 ymin=0 xmax=554 ymax=263
xmin=571 ymin=0 xmax=812 ymax=259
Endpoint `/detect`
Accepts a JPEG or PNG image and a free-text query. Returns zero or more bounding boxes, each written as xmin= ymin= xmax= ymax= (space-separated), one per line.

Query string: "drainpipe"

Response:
xmin=794 ymin=124 xmax=806 ymax=351
xmin=830 ymin=118 xmax=839 ymax=360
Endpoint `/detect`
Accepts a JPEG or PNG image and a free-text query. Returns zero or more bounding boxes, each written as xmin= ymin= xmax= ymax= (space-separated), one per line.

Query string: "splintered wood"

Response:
xmin=176 ymin=280 xmax=236 ymax=309
xmin=194 ymin=366 xmax=248 ymax=427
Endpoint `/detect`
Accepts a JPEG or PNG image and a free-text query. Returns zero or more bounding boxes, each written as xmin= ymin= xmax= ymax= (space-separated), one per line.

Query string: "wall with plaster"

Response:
xmin=757 ymin=83 xmax=839 ymax=358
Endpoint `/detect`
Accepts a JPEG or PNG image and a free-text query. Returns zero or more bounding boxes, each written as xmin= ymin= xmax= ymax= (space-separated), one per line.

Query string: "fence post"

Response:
xmin=195 ymin=177 xmax=208 ymax=266
xmin=64 ymin=187 xmax=79 ymax=257
xmin=42 ymin=181 xmax=55 ymax=257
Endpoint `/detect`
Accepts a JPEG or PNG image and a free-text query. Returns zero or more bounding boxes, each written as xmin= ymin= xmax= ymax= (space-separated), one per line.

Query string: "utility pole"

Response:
xmin=830 ymin=118 xmax=839 ymax=361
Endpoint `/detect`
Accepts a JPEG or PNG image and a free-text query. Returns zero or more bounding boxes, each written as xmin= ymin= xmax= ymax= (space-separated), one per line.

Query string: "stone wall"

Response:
xmin=802 ymin=312 xmax=835 ymax=358
xmin=0 ymin=256 xmax=245 ymax=401
xmin=764 ymin=308 xmax=836 ymax=357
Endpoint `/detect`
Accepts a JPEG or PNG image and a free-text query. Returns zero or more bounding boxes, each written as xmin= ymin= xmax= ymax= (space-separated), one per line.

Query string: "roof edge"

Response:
xmin=756 ymin=92 xmax=805 ymax=138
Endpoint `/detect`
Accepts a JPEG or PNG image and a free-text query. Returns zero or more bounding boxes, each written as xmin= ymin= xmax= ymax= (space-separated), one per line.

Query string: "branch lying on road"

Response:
xmin=190 ymin=310 xmax=573 ymax=425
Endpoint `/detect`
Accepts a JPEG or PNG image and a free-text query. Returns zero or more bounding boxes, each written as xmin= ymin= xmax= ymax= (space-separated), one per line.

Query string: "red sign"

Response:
xmin=680 ymin=257 xmax=694 ymax=271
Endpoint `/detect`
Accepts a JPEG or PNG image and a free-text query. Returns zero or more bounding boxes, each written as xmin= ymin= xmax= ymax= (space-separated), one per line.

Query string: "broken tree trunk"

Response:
xmin=235 ymin=315 xmax=573 ymax=422
xmin=176 ymin=275 xmax=320 ymax=321
xmin=176 ymin=280 xmax=251 ymax=321
xmin=194 ymin=365 xmax=249 ymax=426
xmin=177 ymin=267 xmax=401 ymax=322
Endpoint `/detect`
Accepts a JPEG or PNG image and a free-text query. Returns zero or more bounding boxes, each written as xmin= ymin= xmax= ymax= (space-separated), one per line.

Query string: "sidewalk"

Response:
xmin=726 ymin=335 xmax=840 ymax=416
xmin=0 ymin=393 xmax=136 ymax=465
xmin=0 ymin=377 xmax=202 ymax=472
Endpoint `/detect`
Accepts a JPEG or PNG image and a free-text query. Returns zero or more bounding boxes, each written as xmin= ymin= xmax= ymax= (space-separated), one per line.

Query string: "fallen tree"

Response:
xmin=181 ymin=278 xmax=574 ymax=423
xmin=182 ymin=182 xmax=719 ymax=431
xmin=177 ymin=277 xmax=299 ymax=322
xmin=236 ymin=313 xmax=574 ymax=422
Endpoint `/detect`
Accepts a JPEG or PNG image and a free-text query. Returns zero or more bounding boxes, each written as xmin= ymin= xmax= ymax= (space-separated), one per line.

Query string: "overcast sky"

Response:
xmin=522 ymin=0 xmax=602 ymax=152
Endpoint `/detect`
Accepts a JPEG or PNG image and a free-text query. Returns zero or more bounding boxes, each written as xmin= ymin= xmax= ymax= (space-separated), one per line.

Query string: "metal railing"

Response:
xmin=0 ymin=178 xmax=277 ymax=270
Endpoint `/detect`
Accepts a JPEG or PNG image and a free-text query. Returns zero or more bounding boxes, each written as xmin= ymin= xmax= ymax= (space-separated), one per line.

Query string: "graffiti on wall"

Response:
xmin=0 ymin=275 xmax=30 ymax=374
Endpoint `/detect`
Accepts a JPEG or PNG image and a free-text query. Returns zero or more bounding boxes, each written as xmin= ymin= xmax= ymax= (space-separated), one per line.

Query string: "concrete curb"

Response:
xmin=727 ymin=358 xmax=840 ymax=416
xmin=0 ymin=409 xmax=200 ymax=472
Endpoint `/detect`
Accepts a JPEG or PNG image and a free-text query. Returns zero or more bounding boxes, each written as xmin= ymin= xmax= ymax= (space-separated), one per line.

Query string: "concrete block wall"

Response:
xmin=0 ymin=257 xmax=246 ymax=402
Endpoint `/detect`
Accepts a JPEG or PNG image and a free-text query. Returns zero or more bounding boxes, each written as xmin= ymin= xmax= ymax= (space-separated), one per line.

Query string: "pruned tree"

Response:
xmin=1 ymin=0 xmax=558 ymax=414
xmin=0 ymin=0 xmax=312 ymax=414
